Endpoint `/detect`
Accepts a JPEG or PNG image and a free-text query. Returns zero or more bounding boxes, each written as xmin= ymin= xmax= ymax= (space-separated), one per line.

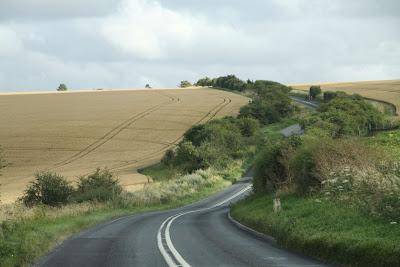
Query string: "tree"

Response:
xmin=21 ymin=171 xmax=73 ymax=207
xmin=323 ymin=91 xmax=337 ymax=102
xmin=145 ymin=84 xmax=152 ymax=89
xmin=309 ymin=85 xmax=321 ymax=100
xmin=57 ymin=83 xmax=67 ymax=91
xmin=195 ymin=77 xmax=213 ymax=86
xmin=180 ymin=80 xmax=192 ymax=88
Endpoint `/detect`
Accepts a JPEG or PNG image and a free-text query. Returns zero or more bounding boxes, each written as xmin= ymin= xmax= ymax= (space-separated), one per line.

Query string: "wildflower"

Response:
xmin=325 ymin=192 xmax=331 ymax=195
xmin=315 ymin=199 xmax=322 ymax=203
xmin=342 ymin=179 xmax=349 ymax=183
xmin=390 ymin=221 xmax=397 ymax=225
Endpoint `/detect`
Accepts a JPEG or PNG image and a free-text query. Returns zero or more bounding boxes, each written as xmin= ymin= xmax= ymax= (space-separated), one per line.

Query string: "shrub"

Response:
xmin=236 ymin=117 xmax=260 ymax=137
xmin=73 ymin=169 xmax=122 ymax=203
xmin=323 ymin=91 xmax=337 ymax=102
xmin=306 ymin=93 xmax=385 ymax=137
xmin=161 ymin=149 xmax=176 ymax=166
xmin=21 ymin=172 xmax=73 ymax=207
xmin=309 ymin=85 xmax=321 ymax=99
xmin=239 ymin=88 xmax=294 ymax=124
xmin=253 ymin=140 xmax=295 ymax=193
xmin=180 ymin=80 xmax=192 ymax=88
xmin=195 ymin=77 xmax=213 ymax=86
xmin=57 ymin=83 xmax=67 ymax=91
xmin=174 ymin=141 xmax=203 ymax=172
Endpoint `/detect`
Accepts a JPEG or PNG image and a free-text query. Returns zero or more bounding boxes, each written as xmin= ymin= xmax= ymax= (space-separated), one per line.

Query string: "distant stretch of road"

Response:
xmin=36 ymin=175 xmax=328 ymax=267
xmin=290 ymin=96 xmax=319 ymax=108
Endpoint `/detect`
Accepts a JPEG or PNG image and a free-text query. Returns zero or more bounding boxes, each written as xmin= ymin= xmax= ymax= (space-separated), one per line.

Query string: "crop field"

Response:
xmin=0 ymin=88 xmax=248 ymax=203
xmin=289 ymin=80 xmax=400 ymax=114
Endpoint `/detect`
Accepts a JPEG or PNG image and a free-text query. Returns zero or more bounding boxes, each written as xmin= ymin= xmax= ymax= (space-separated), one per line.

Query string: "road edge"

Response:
xmin=227 ymin=211 xmax=277 ymax=244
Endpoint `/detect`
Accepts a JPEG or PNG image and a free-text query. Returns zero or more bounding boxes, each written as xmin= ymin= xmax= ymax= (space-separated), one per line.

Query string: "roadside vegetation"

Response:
xmin=223 ymin=79 xmax=400 ymax=266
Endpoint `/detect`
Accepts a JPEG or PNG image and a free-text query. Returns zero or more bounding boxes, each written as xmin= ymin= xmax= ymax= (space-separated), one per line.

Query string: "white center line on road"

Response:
xmin=157 ymin=184 xmax=252 ymax=267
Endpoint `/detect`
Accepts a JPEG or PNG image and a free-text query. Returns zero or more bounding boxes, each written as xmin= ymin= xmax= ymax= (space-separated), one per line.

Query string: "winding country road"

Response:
xmin=36 ymin=175 xmax=328 ymax=267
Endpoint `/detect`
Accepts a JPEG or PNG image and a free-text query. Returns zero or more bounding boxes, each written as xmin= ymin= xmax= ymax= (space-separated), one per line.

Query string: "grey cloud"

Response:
xmin=0 ymin=0 xmax=120 ymax=21
xmin=0 ymin=0 xmax=399 ymax=92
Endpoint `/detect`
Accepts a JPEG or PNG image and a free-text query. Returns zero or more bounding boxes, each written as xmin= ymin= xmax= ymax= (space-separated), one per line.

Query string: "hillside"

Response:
xmin=289 ymin=80 xmax=400 ymax=113
xmin=0 ymin=88 xmax=248 ymax=203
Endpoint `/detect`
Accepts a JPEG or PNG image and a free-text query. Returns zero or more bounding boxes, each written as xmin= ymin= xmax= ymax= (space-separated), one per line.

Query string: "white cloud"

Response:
xmin=0 ymin=26 xmax=23 ymax=55
xmin=101 ymin=0 xmax=194 ymax=59
xmin=0 ymin=0 xmax=399 ymax=91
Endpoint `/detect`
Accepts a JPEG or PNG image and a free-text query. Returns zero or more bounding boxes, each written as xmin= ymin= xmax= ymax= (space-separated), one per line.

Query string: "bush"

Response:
xmin=323 ymin=91 xmax=337 ymax=102
xmin=21 ymin=172 xmax=73 ymax=207
xmin=57 ymin=83 xmax=67 ymax=91
xmin=253 ymin=140 xmax=295 ymax=193
xmin=73 ymin=169 xmax=122 ymax=203
xmin=305 ymin=93 xmax=385 ymax=137
xmin=236 ymin=117 xmax=260 ymax=137
xmin=239 ymin=87 xmax=294 ymax=124
xmin=174 ymin=141 xmax=203 ymax=172
xmin=309 ymin=85 xmax=321 ymax=99
xmin=195 ymin=77 xmax=213 ymax=86
xmin=161 ymin=149 xmax=176 ymax=166
xmin=180 ymin=80 xmax=192 ymax=88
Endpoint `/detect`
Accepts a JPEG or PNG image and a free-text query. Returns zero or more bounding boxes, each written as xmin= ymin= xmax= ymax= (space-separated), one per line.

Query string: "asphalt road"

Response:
xmin=36 ymin=176 xmax=328 ymax=267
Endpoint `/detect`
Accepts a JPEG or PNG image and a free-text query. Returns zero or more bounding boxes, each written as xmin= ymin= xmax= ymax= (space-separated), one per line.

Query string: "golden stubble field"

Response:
xmin=0 ymin=88 xmax=248 ymax=203
xmin=290 ymin=80 xmax=400 ymax=113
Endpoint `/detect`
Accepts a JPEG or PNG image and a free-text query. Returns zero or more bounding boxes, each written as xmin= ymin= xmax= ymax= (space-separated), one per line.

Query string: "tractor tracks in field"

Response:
xmin=108 ymin=95 xmax=232 ymax=172
xmin=53 ymin=91 xmax=177 ymax=169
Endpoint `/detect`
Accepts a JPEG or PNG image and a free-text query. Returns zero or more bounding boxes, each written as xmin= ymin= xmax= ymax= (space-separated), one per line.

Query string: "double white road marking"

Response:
xmin=157 ymin=184 xmax=252 ymax=267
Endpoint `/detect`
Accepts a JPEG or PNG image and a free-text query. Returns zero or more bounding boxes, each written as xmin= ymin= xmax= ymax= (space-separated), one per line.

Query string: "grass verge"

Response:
xmin=231 ymin=193 xmax=400 ymax=267
xmin=0 ymin=169 xmax=233 ymax=267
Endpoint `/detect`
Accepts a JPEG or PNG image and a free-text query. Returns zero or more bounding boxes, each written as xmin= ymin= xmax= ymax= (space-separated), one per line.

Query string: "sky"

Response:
xmin=0 ymin=0 xmax=399 ymax=92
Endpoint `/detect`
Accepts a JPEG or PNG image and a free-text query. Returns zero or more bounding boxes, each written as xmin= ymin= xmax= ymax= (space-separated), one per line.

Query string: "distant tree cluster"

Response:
xmin=180 ymin=80 xmax=192 ymax=88
xmin=309 ymin=85 xmax=322 ymax=100
xmin=57 ymin=84 xmax=68 ymax=91
xmin=195 ymin=75 xmax=247 ymax=91
xmin=194 ymin=75 xmax=295 ymax=125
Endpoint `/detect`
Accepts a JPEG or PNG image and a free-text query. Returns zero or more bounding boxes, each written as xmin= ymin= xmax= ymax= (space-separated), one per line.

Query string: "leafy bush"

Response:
xmin=180 ymin=80 xmax=192 ymax=88
xmin=236 ymin=117 xmax=260 ymax=137
xmin=21 ymin=172 xmax=73 ymax=207
xmin=309 ymin=85 xmax=321 ymax=99
xmin=305 ymin=93 xmax=384 ymax=137
xmin=174 ymin=141 xmax=204 ymax=172
xmin=73 ymin=169 xmax=122 ymax=203
xmin=57 ymin=83 xmax=67 ymax=91
xmin=253 ymin=140 xmax=296 ymax=193
xmin=161 ymin=149 xmax=176 ymax=166
xmin=213 ymin=75 xmax=247 ymax=91
xmin=195 ymin=77 xmax=213 ymax=86
xmin=239 ymin=86 xmax=294 ymax=124
xmin=323 ymin=91 xmax=337 ymax=102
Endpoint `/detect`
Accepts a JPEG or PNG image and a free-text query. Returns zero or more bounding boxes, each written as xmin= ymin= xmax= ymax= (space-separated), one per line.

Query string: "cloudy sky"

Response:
xmin=0 ymin=0 xmax=399 ymax=92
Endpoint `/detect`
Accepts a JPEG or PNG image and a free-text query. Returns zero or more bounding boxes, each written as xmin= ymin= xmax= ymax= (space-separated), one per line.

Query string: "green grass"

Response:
xmin=139 ymin=163 xmax=182 ymax=181
xmin=0 ymin=176 xmax=230 ymax=267
xmin=261 ymin=118 xmax=298 ymax=141
xmin=231 ymin=193 xmax=400 ymax=267
xmin=366 ymin=130 xmax=400 ymax=157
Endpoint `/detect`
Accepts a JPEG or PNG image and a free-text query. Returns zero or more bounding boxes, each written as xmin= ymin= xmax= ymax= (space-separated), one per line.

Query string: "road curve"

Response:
xmin=36 ymin=176 xmax=329 ymax=267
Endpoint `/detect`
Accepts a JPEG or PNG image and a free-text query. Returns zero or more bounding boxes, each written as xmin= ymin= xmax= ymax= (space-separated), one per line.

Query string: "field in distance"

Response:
xmin=289 ymin=79 xmax=400 ymax=114
xmin=0 ymin=88 xmax=248 ymax=203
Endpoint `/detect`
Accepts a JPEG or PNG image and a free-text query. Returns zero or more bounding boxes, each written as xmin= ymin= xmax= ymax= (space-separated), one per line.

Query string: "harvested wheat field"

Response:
xmin=0 ymin=88 xmax=248 ymax=203
xmin=290 ymin=80 xmax=400 ymax=114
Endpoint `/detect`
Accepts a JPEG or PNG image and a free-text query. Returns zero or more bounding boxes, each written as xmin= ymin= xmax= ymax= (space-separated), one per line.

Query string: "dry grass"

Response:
xmin=0 ymin=88 xmax=248 ymax=203
xmin=289 ymin=80 xmax=400 ymax=114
